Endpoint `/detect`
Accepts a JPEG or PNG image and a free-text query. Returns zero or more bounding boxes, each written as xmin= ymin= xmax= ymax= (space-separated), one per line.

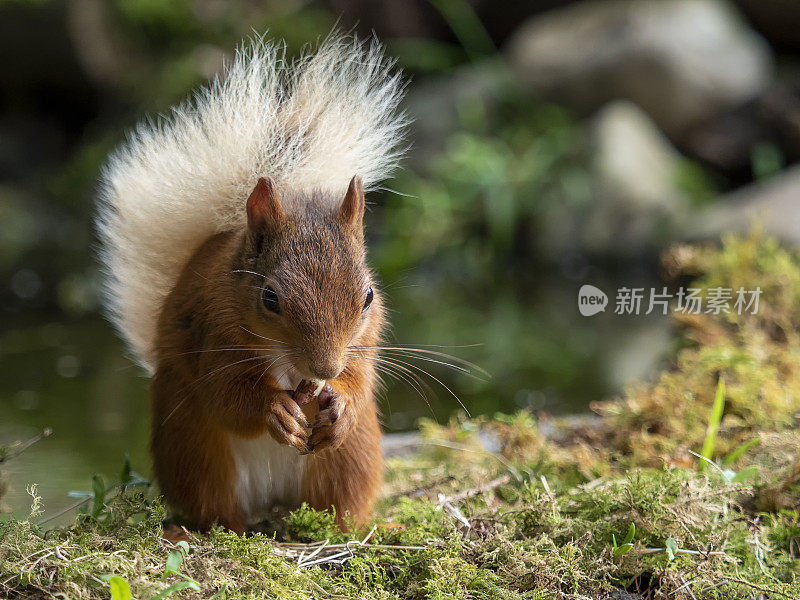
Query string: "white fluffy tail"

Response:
xmin=97 ymin=35 xmax=408 ymax=372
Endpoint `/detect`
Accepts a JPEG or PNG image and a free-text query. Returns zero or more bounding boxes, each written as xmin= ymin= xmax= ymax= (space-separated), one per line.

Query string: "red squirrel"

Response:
xmin=96 ymin=36 xmax=406 ymax=532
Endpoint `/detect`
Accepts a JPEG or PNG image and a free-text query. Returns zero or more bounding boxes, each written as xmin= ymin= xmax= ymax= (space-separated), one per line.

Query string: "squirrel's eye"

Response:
xmin=262 ymin=287 xmax=280 ymax=314
xmin=363 ymin=286 xmax=373 ymax=312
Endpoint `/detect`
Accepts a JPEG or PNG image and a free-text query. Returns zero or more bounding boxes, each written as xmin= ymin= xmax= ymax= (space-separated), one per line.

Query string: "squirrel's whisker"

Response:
xmin=370 ymin=350 xmax=486 ymax=381
xmin=239 ymin=326 xmax=295 ymax=347
xmin=231 ymin=269 xmax=269 ymax=279
xmin=348 ymin=349 xmax=419 ymax=396
xmin=195 ymin=354 xmax=277 ymax=385
xmin=173 ymin=346 xmax=290 ymax=358
xmin=354 ymin=343 xmax=483 ymax=349
xmin=373 ymin=365 xmax=428 ymax=408
xmin=240 ymin=284 xmax=273 ymax=292
xmin=347 ymin=346 xmax=475 ymax=416
xmin=365 ymin=354 xmax=435 ymax=401
xmin=373 ymin=359 xmax=438 ymax=418
xmin=252 ymin=354 xmax=292 ymax=389
xmin=273 ymin=361 xmax=299 ymax=388
xmin=165 ymin=351 xmax=293 ymax=425
xmin=374 ymin=356 xmax=471 ymax=417
xmin=349 ymin=349 xmax=487 ymax=382
xmin=161 ymin=354 xmax=280 ymax=425
xmin=371 ymin=361 xmax=433 ymax=412
xmin=356 ymin=346 xmax=490 ymax=378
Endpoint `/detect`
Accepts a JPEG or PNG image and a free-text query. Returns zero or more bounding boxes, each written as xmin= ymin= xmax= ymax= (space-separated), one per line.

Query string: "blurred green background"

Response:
xmin=2 ymin=0 xmax=800 ymax=520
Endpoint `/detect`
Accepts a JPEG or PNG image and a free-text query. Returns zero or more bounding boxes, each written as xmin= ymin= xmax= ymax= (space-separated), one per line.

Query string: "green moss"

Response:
xmin=284 ymin=502 xmax=343 ymax=543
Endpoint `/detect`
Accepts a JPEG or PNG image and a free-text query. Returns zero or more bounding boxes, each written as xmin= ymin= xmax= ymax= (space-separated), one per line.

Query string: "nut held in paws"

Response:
xmin=294 ymin=378 xmax=325 ymax=406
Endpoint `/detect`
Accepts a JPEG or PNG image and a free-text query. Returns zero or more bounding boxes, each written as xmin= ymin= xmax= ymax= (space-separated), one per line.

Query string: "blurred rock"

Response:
xmin=687 ymin=165 xmax=800 ymax=245
xmin=506 ymin=0 xmax=773 ymax=142
xmin=734 ymin=0 xmax=800 ymax=53
xmin=327 ymin=0 xmax=575 ymax=49
xmin=404 ymin=58 xmax=513 ymax=173
xmin=327 ymin=0 xmax=451 ymax=42
xmin=582 ymin=101 xmax=689 ymax=254
xmin=604 ymin=318 xmax=673 ymax=393
xmin=685 ymin=79 xmax=800 ymax=184
xmin=382 ymin=431 xmax=422 ymax=458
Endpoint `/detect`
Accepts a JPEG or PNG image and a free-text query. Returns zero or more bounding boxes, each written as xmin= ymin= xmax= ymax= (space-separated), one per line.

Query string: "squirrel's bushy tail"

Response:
xmin=97 ymin=35 xmax=407 ymax=371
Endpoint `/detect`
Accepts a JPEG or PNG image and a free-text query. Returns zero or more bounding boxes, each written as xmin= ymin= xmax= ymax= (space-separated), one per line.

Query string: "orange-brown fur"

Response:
xmin=151 ymin=177 xmax=384 ymax=533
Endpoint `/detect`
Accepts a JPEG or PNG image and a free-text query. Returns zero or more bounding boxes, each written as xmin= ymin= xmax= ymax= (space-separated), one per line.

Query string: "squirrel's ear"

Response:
xmin=338 ymin=175 xmax=365 ymax=228
xmin=246 ymin=177 xmax=283 ymax=232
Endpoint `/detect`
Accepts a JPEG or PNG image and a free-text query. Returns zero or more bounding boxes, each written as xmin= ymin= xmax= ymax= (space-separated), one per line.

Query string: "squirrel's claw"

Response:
xmin=308 ymin=388 xmax=355 ymax=452
xmin=267 ymin=393 xmax=310 ymax=453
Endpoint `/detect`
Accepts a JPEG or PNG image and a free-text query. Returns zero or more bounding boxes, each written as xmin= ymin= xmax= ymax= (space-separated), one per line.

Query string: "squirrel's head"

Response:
xmin=234 ymin=176 xmax=382 ymax=383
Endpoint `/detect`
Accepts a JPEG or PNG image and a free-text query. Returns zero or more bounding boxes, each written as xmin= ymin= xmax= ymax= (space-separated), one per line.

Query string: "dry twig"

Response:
xmin=270 ymin=527 xmax=427 ymax=569
xmin=0 ymin=428 xmax=52 ymax=464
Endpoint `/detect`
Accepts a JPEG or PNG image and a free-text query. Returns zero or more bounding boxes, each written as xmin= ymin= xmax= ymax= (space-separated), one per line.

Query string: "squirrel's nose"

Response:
xmin=310 ymin=365 xmax=342 ymax=381
xmin=306 ymin=356 xmax=344 ymax=381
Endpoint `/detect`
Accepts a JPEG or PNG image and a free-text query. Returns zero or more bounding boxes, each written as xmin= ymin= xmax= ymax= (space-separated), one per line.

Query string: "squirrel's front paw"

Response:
xmin=266 ymin=393 xmax=310 ymax=454
xmin=308 ymin=385 xmax=355 ymax=452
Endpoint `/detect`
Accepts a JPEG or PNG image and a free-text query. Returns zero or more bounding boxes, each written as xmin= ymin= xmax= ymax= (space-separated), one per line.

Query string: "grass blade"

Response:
xmin=700 ymin=376 xmax=726 ymax=471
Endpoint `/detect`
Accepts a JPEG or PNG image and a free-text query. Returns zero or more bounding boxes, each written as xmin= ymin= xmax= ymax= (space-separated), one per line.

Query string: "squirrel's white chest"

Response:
xmin=227 ymin=433 xmax=305 ymax=524
xmin=227 ymin=365 xmax=306 ymax=524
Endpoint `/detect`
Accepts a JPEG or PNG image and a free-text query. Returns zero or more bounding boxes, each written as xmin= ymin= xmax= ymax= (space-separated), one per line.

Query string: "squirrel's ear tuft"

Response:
xmin=247 ymin=177 xmax=283 ymax=228
xmin=338 ymin=175 xmax=365 ymax=228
